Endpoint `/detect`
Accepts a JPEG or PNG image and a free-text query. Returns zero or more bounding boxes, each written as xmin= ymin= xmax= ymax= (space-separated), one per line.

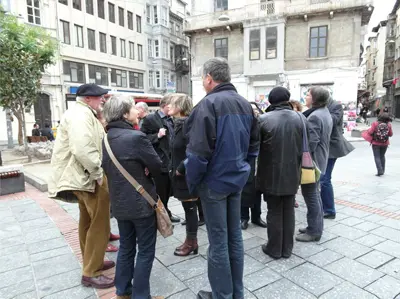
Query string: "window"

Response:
xmin=175 ymin=24 xmax=180 ymax=36
xmin=63 ymin=60 xmax=85 ymax=83
xmin=98 ymin=0 xmax=105 ymax=19
xmin=154 ymin=6 xmax=158 ymax=24
xmin=60 ymin=20 xmax=70 ymax=44
xmin=156 ymin=71 xmax=161 ymax=88
xmin=266 ymin=27 xmax=277 ymax=58
xmin=215 ymin=0 xmax=228 ymax=11
xmin=86 ymin=0 xmax=94 ymax=14
xmin=163 ymin=40 xmax=169 ymax=59
xmin=27 ymin=0 xmax=41 ymax=25
xmin=373 ymin=58 xmax=376 ymax=65
xmin=214 ymin=38 xmax=228 ymax=59
xmin=75 ymin=25 xmax=84 ymax=48
xmin=149 ymin=71 xmax=154 ymax=88
xmin=170 ymin=45 xmax=174 ymax=62
xmin=120 ymin=39 xmax=126 ymax=57
xmin=89 ymin=65 xmax=108 ymax=85
xmin=138 ymin=44 xmax=143 ymax=61
xmin=59 ymin=0 xmax=68 ymax=6
xmin=88 ymin=29 xmax=96 ymax=50
xmin=164 ymin=71 xmax=169 ymax=88
xmin=73 ymin=0 xmax=81 ymax=10
xmin=161 ymin=6 xmax=168 ymax=26
xmin=111 ymin=69 xmax=127 ymax=87
xmin=128 ymin=11 xmax=133 ymax=30
xmin=170 ymin=21 xmax=175 ymax=35
xmin=136 ymin=15 xmax=142 ymax=33
xmin=146 ymin=5 xmax=151 ymax=23
xmin=309 ymin=26 xmax=327 ymax=58
xmin=111 ymin=36 xmax=117 ymax=55
xmin=118 ymin=7 xmax=124 ymax=26
xmin=99 ymin=32 xmax=107 ymax=53
xmin=148 ymin=39 xmax=153 ymax=57
xmin=249 ymin=29 xmax=260 ymax=60
xmin=129 ymin=72 xmax=144 ymax=89
xmin=155 ymin=40 xmax=159 ymax=57
xmin=108 ymin=3 xmax=115 ymax=23
xmin=129 ymin=42 xmax=135 ymax=59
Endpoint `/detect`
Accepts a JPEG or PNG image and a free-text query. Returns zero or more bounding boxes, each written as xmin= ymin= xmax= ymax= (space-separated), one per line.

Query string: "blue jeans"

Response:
xmin=198 ymin=185 xmax=244 ymax=299
xmin=320 ymin=158 xmax=337 ymax=215
xmin=301 ymin=182 xmax=324 ymax=236
xmin=115 ymin=215 xmax=157 ymax=299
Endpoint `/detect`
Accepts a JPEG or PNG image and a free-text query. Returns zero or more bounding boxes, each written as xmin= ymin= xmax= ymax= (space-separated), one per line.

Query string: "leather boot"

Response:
xmin=174 ymin=238 xmax=198 ymax=256
xmin=81 ymin=275 xmax=114 ymax=289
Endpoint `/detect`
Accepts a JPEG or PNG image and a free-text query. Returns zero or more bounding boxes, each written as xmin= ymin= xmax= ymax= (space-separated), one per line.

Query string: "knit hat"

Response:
xmin=268 ymin=87 xmax=291 ymax=105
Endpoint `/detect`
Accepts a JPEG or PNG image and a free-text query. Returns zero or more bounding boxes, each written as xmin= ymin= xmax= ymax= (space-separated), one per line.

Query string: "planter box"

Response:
xmin=0 ymin=165 xmax=25 ymax=196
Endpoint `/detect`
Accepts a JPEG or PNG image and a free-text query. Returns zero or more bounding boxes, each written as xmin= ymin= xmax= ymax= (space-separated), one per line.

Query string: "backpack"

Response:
xmin=373 ymin=122 xmax=389 ymax=143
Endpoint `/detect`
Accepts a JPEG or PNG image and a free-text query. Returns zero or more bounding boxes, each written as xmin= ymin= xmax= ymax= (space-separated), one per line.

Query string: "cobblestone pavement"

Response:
xmin=1 ymin=122 xmax=400 ymax=299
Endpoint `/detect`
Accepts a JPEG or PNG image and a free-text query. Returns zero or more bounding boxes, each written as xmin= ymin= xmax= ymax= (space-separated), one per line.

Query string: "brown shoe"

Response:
xmin=81 ymin=275 xmax=114 ymax=289
xmin=102 ymin=260 xmax=115 ymax=270
xmin=174 ymin=238 xmax=198 ymax=256
xmin=116 ymin=296 xmax=131 ymax=299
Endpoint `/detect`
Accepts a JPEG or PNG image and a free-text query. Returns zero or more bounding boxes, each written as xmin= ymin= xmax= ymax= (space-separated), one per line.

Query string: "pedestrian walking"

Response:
xmin=321 ymin=98 xmax=355 ymax=219
xmin=48 ymin=83 xmax=114 ymax=289
xmin=167 ymin=94 xmax=200 ymax=256
xmin=364 ymin=113 xmax=393 ymax=176
xmin=297 ymin=87 xmax=333 ymax=242
xmin=101 ymin=95 xmax=163 ymax=299
xmin=256 ymin=87 xmax=304 ymax=259
xmin=185 ymin=58 xmax=259 ymax=299
xmin=241 ymin=102 xmax=267 ymax=230
xmin=141 ymin=96 xmax=180 ymax=223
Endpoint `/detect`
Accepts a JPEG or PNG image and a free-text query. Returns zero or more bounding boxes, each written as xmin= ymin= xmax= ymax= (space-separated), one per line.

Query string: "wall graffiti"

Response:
xmin=300 ymin=85 xmax=334 ymax=104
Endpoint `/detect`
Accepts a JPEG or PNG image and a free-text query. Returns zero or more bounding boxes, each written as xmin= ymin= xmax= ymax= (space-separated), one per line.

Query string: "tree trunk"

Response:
xmin=19 ymin=101 xmax=31 ymax=163
xmin=13 ymin=110 xmax=23 ymax=146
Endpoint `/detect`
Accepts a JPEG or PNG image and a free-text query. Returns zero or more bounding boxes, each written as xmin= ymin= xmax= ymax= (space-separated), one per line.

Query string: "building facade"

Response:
xmin=185 ymin=0 xmax=373 ymax=106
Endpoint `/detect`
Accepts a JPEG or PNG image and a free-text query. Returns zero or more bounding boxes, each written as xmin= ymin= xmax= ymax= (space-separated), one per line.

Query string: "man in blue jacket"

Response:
xmin=185 ymin=58 xmax=259 ymax=299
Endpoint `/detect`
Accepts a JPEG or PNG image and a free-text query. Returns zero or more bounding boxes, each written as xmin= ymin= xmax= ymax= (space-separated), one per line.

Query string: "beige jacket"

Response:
xmin=48 ymin=101 xmax=105 ymax=197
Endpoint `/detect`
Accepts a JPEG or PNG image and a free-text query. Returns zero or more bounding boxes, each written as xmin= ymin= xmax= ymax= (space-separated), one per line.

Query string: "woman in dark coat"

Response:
xmin=168 ymin=93 xmax=199 ymax=256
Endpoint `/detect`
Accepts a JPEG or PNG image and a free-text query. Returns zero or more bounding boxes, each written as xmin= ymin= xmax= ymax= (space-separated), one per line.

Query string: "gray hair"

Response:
xmin=135 ymin=101 xmax=149 ymax=113
xmin=170 ymin=93 xmax=193 ymax=116
xmin=202 ymin=57 xmax=231 ymax=83
xmin=160 ymin=94 xmax=172 ymax=108
xmin=102 ymin=95 xmax=134 ymax=123
xmin=309 ymin=87 xmax=330 ymax=108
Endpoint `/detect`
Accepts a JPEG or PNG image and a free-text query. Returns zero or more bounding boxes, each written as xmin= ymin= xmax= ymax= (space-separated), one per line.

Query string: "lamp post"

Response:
xmin=182 ymin=56 xmax=192 ymax=97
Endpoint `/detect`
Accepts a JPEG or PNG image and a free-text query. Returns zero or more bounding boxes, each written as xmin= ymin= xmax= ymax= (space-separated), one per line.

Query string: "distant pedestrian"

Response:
xmin=40 ymin=123 xmax=55 ymax=141
xmin=366 ymin=113 xmax=393 ymax=176
xmin=32 ymin=123 xmax=41 ymax=136
xmin=256 ymin=87 xmax=304 ymax=259
xmin=185 ymin=58 xmax=259 ymax=299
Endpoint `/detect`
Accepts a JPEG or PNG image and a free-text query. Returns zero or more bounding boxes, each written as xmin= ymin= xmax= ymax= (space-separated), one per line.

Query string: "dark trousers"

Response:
xmin=154 ymin=172 xmax=172 ymax=215
xmin=301 ymin=182 xmax=324 ymax=236
xmin=264 ymin=194 xmax=295 ymax=258
xmin=372 ymin=145 xmax=388 ymax=175
xmin=197 ymin=199 xmax=204 ymax=220
xmin=320 ymin=158 xmax=337 ymax=215
xmin=182 ymin=201 xmax=199 ymax=240
xmin=115 ymin=215 xmax=157 ymax=298
xmin=241 ymin=196 xmax=262 ymax=222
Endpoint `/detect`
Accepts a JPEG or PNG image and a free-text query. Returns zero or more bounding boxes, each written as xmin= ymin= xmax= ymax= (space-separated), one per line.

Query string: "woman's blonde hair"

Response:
xmin=170 ymin=93 xmax=193 ymax=116
xmin=289 ymin=100 xmax=303 ymax=112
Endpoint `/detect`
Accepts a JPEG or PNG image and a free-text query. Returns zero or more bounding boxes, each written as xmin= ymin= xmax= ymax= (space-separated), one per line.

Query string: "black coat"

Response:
xmin=256 ymin=105 xmax=304 ymax=196
xmin=102 ymin=120 xmax=162 ymax=220
xmin=41 ymin=128 xmax=54 ymax=141
xmin=32 ymin=128 xmax=41 ymax=136
xmin=170 ymin=117 xmax=196 ymax=200
xmin=241 ymin=157 xmax=261 ymax=208
xmin=141 ymin=111 xmax=171 ymax=173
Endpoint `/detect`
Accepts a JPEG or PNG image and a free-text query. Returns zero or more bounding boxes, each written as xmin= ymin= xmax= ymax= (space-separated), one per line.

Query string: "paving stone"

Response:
xmin=244 ymin=267 xmax=282 ymax=292
xmin=24 ymin=227 xmax=62 ymax=244
xmin=168 ymin=289 xmax=197 ymax=299
xmin=319 ymin=281 xmax=378 ymax=299
xmin=267 ymin=255 xmax=305 ymax=274
xmin=0 ymin=209 xmax=13 ymax=218
xmin=243 ymin=236 xmax=266 ymax=251
xmin=0 ymin=235 xmax=25 ymax=250
xmin=323 ymin=237 xmax=372 ymax=259
xmin=340 ymin=207 xmax=372 ymax=218
xmin=381 ymin=219 xmax=400 ymax=230
xmin=283 ymin=262 xmax=342 ymax=296
xmin=14 ymin=291 xmax=38 ymax=299
xmin=183 ymin=272 xmax=211 ymax=294
xmin=0 ymin=279 xmax=36 ymax=299
xmin=244 ymin=288 xmax=258 ymax=299
xmin=30 ymin=246 xmax=73 ymax=262
xmin=374 ymin=240 xmax=400 ymax=258
xmin=0 ymin=251 xmax=30 ymax=273
xmin=356 ymin=234 xmax=387 ymax=247
xmin=245 ymin=247 xmax=274 ymax=265
xmin=365 ymin=275 xmax=400 ymax=299
xmin=306 ymin=249 xmax=343 ymax=267
xmin=0 ymin=266 xmax=33 ymax=289
xmin=371 ymin=226 xmax=400 ymax=243
xmin=253 ymin=278 xmax=316 ymax=299
xmin=150 ymin=260 xmax=187 ymax=298
xmin=14 ymin=210 xmax=47 ymax=222
xmin=381 ymin=205 xmax=400 ymax=212
xmin=292 ymin=241 xmax=325 ymax=258
xmin=339 ymin=217 xmax=364 ymax=226
xmin=20 ymin=217 xmax=55 ymax=232
xmin=0 ymin=243 xmax=28 ymax=257
xmin=364 ymin=214 xmax=388 ymax=223
xmin=316 ymin=231 xmax=338 ymax=244
xmin=243 ymin=254 xmax=266 ymax=276
xmin=168 ymin=256 xmax=208 ymax=281
xmin=155 ymin=235 xmax=181 ymax=249
xmin=325 ymin=257 xmax=384 ymax=288
xmin=42 ymin=285 xmax=95 ymax=299
xmin=379 ymin=259 xmax=400 ymax=280
xmin=32 ymin=253 xmax=81 ymax=280
xmin=0 ymin=216 xmax=18 ymax=225
xmin=357 ymin=250 xmax=395 ymax=268
xmin=0 ymin=222 xmax=22 ymax=240
xmin=36 ymin=269 xmax=83 ymax=298
xmin=9 ymin=198 xmax=35 ymax=207
xmin=156 ymin=244 xmax=199 ymax=267
xmin=242 ymin=230 xmax=257 ymax=241
xmin=326 ymin=223 xmax=367 ymax=240
xmin=27 ymin=237 xmax=68 ymax=254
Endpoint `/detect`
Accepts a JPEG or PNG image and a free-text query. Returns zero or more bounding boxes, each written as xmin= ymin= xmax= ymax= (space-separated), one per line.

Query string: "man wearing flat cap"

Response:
xmin=256 ymin=86 xmax=304 ymax=259
xmin=49 ymin=84 xmax=115 ymax=289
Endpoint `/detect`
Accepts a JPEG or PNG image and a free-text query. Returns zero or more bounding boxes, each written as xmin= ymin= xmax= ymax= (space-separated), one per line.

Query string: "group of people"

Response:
xmin=47 ymin=57 xmax=370 ymax=299
xmin=32 ymin=122 xmax=55 ymax=141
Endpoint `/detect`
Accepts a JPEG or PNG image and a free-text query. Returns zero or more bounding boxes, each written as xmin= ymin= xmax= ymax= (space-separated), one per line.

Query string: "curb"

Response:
xmin=24 ymin=171 xmax=48 ymax=192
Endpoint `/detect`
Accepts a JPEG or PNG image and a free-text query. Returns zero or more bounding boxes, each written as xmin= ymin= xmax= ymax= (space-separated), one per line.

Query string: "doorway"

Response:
xmin=34 ymin=93 xmax=52 ymax=128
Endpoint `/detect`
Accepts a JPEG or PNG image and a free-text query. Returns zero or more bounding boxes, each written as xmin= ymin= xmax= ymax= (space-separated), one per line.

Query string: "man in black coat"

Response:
xmin=141 ymin=96 xmax=180 ymax=222
xmin=41 ymin=123 xmax=55 ymax=141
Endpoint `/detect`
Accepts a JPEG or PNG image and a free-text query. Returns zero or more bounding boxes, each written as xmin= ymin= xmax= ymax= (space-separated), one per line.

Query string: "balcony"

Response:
xmin=175 ymin=58 xmax=189 ymax=74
